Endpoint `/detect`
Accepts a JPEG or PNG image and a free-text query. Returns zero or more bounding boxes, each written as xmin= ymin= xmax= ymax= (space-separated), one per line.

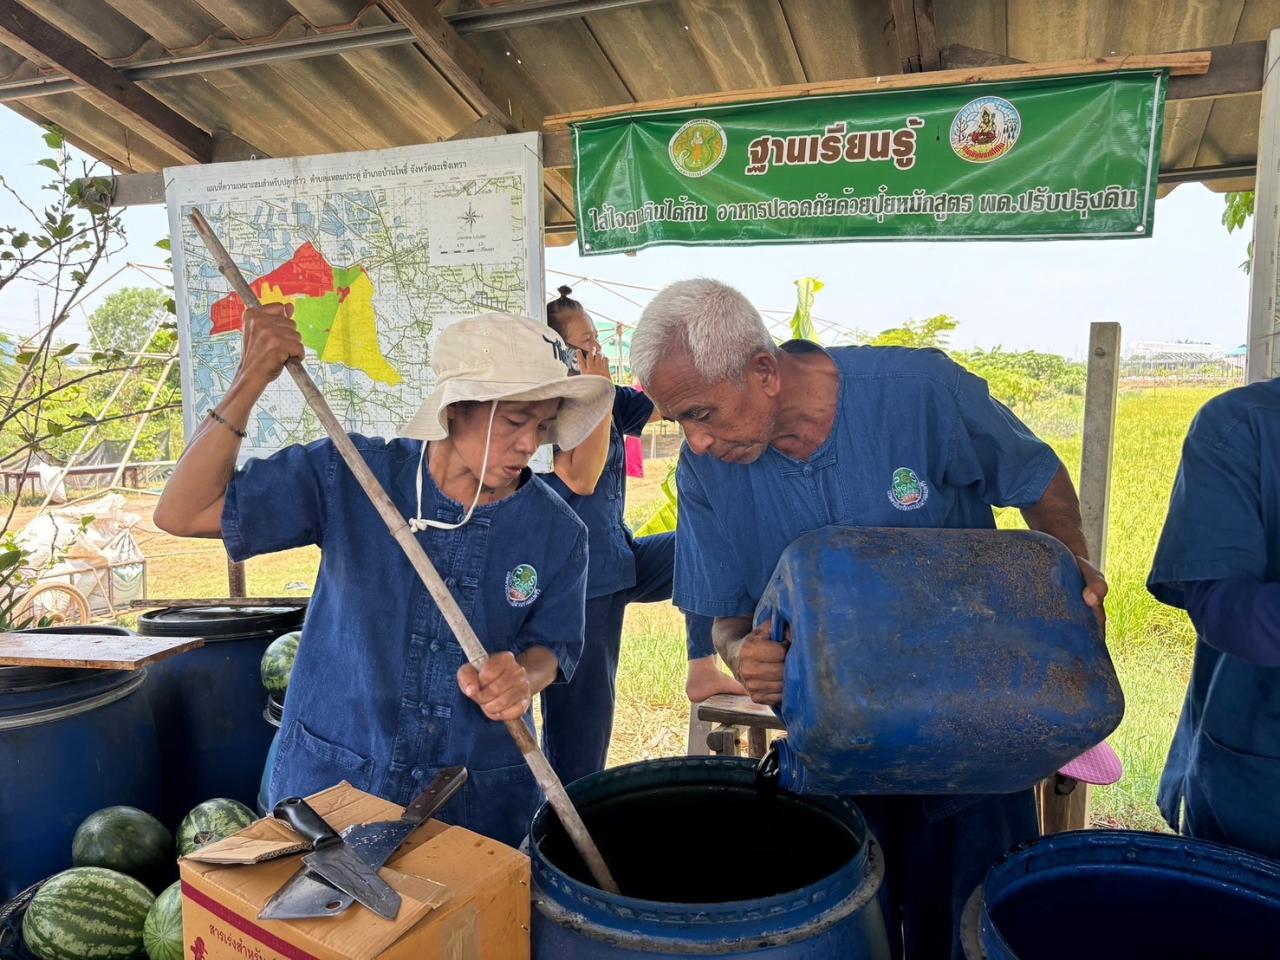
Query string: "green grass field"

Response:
xmin=95 ymin=384 xmax=1222 ymax=831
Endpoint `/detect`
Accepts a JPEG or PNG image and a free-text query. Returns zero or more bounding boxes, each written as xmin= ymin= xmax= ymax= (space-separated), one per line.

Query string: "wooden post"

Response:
xmin=1247 ymin=28 xmax=1280 ymax=383
xmin=686 ymin=707 xmax=713 ymax=756
xmin=1079 ymin=322 xmax=1122 ymax=570
xmin=1040 ymin=321 xmax=1121 ymax=835
xmin=227 ymin=556 xmax=246 ymax=598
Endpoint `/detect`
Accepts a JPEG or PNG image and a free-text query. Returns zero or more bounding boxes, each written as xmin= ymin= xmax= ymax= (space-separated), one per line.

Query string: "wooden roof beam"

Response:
xmin=546 ymin=51 xmax=1211 ymax=127
xmin=942 ymin=40 xmax=1265 ymax=102
xmin=0 ymin=0 xmax=214 ymax=163
xmin=379 ymin=0 xmax=576 ymax=216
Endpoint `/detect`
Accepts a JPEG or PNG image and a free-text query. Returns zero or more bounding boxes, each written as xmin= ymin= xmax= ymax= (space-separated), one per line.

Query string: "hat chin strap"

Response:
xmin=409 ymin=400 xmax=498 ymax=532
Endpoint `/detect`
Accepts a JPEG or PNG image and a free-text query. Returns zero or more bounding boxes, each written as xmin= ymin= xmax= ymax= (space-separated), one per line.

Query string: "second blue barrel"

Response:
xmin=962 ymin=830 xmax=1280 ymax=958
xmin=139 ymin=605 xmax=304 ymax=827
xmin=756 ymin=526 xmax=1124 ymax=795
xmin=531 ymin=757 xmax=890 ymax=958
xmin=256 ymin=692 xmax=283 ymax=817
xmin=1 ymin=626 xmax=162 ymax=898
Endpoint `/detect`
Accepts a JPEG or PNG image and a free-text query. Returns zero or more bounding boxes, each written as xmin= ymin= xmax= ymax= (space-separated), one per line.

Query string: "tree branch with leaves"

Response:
xmin=0 ymin=127 xmax=178 ymax=628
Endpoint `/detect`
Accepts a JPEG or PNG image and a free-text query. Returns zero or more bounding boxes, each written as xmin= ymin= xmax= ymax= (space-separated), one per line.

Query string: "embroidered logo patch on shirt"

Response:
xmin=505 ymin=563 xmax=541 ymax=607
xmin=887 ymin=466 xmax=929 ymax=511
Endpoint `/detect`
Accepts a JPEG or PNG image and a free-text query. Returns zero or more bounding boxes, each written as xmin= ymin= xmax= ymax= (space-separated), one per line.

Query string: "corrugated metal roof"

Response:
xmin=1 ymin=0 xmax=1275 ymax=230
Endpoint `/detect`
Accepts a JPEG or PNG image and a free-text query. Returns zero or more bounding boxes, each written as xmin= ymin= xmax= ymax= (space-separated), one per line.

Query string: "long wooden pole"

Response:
xmin=188 ymin=210 xmax=619 ymax=895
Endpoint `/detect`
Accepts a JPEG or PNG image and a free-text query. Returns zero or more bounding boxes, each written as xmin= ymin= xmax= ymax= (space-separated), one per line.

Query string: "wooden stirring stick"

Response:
xmin=188 ymin=209 xmax=620 ymax=895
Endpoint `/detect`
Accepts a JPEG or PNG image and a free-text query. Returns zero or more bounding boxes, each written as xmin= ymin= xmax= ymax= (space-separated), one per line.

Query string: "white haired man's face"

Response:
xmin=645 ymin=345 xmax=780 ymax=464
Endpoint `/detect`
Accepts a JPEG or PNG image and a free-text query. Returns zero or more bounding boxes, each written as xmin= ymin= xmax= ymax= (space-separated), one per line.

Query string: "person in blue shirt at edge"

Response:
xmin=630 ymin=278 xmax=1108 ymax=960
xmin=539 ymin=285 xmax=745 ymax=785
xmin=152 ymin=304 xmax=614 ymax=849
xmin=1147 ymin=376 xmax=1280 ymax=860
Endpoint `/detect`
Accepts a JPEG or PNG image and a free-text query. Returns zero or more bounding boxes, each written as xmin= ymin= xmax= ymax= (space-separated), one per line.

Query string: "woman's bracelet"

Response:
xmin=206 ymin=408 xmax=247 ymax=439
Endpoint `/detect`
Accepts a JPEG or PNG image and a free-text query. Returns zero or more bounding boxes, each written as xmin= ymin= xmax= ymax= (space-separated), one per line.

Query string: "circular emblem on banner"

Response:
xmin=950 ymin=96 xmax=1021 ymax=164
xmin=668 ymin=119 xmax=727 ymax=178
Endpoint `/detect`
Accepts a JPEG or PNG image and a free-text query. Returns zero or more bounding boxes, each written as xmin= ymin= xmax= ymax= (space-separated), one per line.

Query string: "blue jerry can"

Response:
xmin=755 ymin=526 xmax=1123 ymax=795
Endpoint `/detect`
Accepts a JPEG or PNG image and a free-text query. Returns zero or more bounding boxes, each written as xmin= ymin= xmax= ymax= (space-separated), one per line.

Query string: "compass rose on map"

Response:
xmin=459 ymin=203 xmax=481 ymax=230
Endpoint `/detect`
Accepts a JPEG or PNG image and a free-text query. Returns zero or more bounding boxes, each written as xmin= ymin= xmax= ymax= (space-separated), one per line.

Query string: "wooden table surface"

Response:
xmin=0 ymin=632 xmax=204 ymax=670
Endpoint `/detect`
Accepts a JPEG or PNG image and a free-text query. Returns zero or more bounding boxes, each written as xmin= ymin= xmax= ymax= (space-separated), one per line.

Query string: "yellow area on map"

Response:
xmin=321 ymin=270 xmax=402 ymax=386
xmin=256 ymin=282 xmax=292 ymax=308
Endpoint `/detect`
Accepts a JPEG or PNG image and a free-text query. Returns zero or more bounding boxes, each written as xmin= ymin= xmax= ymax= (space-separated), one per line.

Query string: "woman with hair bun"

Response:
xmin=540 ymin=285 xmax=744 ymax=784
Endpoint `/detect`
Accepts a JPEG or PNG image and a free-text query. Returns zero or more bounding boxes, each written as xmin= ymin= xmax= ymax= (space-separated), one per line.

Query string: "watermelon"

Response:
xmin=72 ymin=806 xmax=173 ymax=890
xmin=143 ymin=881 xmax=183 ymax=960
xmin=260 ymin=630 xmax=301 ymax=693
xmin=23 ymin=867 xmax=154 ymax=960
xmin=177 ymin=798 xmax=255 ymax=856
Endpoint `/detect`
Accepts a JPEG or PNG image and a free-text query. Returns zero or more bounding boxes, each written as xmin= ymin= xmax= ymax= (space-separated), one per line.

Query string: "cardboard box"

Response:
xmin=179 ymin=783 xmax=530 ymax=960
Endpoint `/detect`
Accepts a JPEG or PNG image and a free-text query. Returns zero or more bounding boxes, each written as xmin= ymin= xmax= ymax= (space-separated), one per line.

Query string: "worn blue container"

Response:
xmin=0 ymin=626 xmax=162 ymax=898
xmin=531 ymin=757 xmax=890 ymax=958
xmin=756 ymin=526 xmax=1123 ymax=795
xmin=139 ymin=605 xmax=304 ymax=828
xmin=961 ymin=830 xmax=1280 ymax=959
xmin=256 ymin=693 xmax=283 ymax=817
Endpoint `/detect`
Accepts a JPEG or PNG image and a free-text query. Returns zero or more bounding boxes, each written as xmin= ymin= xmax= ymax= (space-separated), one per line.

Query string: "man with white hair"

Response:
xmin=631 ymin=278 xmax=1107 ymax=960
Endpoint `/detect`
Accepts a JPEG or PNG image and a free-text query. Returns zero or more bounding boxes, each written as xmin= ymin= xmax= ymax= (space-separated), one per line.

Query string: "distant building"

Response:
xmin=1124 ymin=340 xmax=1226 ymax=361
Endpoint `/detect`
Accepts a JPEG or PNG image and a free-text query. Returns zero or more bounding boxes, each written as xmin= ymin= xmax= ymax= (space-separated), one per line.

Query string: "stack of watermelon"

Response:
xmin=22 ymin=867 xmax=155 ymax=960
xmin=13 ymin=798 xmax=257 ymax=960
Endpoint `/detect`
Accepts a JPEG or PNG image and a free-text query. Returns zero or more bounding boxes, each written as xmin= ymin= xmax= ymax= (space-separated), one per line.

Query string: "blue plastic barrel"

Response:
xmin=0 ymin=626 xmax=162 ymax=899
xmin=139 ymin=606 xmax=304 ymax=828
xmin=961 ymin=830 xmax=1280 ymax=959
xmin=530 ymin=757 xmax=891 ymax=959
xmin=756 ymin=526 xmax=1123 ymax=795
xmin=255 ymin=693 xmax=283 ymax=817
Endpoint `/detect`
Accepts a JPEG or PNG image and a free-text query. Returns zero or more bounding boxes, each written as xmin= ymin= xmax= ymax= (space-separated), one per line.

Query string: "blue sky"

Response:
xmin=0 ymin=106 xmax=1251 ymax=360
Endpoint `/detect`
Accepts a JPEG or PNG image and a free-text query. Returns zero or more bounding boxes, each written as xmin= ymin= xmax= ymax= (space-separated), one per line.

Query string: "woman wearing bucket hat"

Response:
xmin=537 ymin=287 xmax=745 ymax=785
xmin=155 ymin=303 xmax=613 ymax=846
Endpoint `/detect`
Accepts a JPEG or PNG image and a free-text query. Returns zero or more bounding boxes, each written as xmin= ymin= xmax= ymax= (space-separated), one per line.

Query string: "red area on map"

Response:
xmin=209 ymin=242 xmax=336 ymax=334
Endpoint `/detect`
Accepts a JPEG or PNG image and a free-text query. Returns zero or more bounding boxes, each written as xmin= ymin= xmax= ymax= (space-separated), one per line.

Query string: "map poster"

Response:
xmin=166 ymin=133 xmax=544 ymax=463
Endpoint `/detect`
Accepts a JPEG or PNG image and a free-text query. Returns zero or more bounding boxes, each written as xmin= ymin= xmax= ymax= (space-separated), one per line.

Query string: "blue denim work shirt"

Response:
xmin=674 ymin=342 xmax=1062 ymax=620
xmin=543 ymin=386 xmax=653 ymax=599
xmin=1148 ymin=379 xmax=1280 ymax=855
xmin=674 ymin=343 xmax=1061 ymax=820
xmin=223 ymin=435 xmax=588 ymax=848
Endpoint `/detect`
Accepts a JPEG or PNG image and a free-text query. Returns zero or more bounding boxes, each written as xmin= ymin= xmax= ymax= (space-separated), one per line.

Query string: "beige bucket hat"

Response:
xmin=398 ymin=312 xmax=613 ymax=449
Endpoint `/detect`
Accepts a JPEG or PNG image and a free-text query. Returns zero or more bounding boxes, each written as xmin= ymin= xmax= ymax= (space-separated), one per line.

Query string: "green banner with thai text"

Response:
xmin=572 ymin=71 xmax=1166 ymax=255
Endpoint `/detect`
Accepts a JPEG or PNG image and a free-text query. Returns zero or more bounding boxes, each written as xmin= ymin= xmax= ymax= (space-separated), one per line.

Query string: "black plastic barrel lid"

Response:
xmin=138 ymin=605 xmax=305 ymax=638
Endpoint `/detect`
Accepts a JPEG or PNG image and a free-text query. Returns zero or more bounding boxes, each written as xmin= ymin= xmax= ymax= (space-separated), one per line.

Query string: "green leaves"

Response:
xmin=1223 ymin=192 xmax=1255 ymax=275
xmin=36 ymin=157 xmax=59 ymax=172
xmin=0 ymin=547 xmax=22 ymax=574
xmin=41 ymin=126 xmax=64 ymax=150
xmin=788 ymin=277 xmax=823 ymax=344
xmin=868 ymin=314 xmax=958 ymax=349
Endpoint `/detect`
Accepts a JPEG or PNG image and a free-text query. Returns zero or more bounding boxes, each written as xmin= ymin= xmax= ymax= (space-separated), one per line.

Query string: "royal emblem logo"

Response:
xmin=506 ymin=563 xmax=541 ymax=607
xmin=887 ymin=467 xmax=929 ymax=511
xmin=949 ymin=96 xmax=1021 ymax=164
xmin=669 ymin=119 xmax=727 ymax=178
